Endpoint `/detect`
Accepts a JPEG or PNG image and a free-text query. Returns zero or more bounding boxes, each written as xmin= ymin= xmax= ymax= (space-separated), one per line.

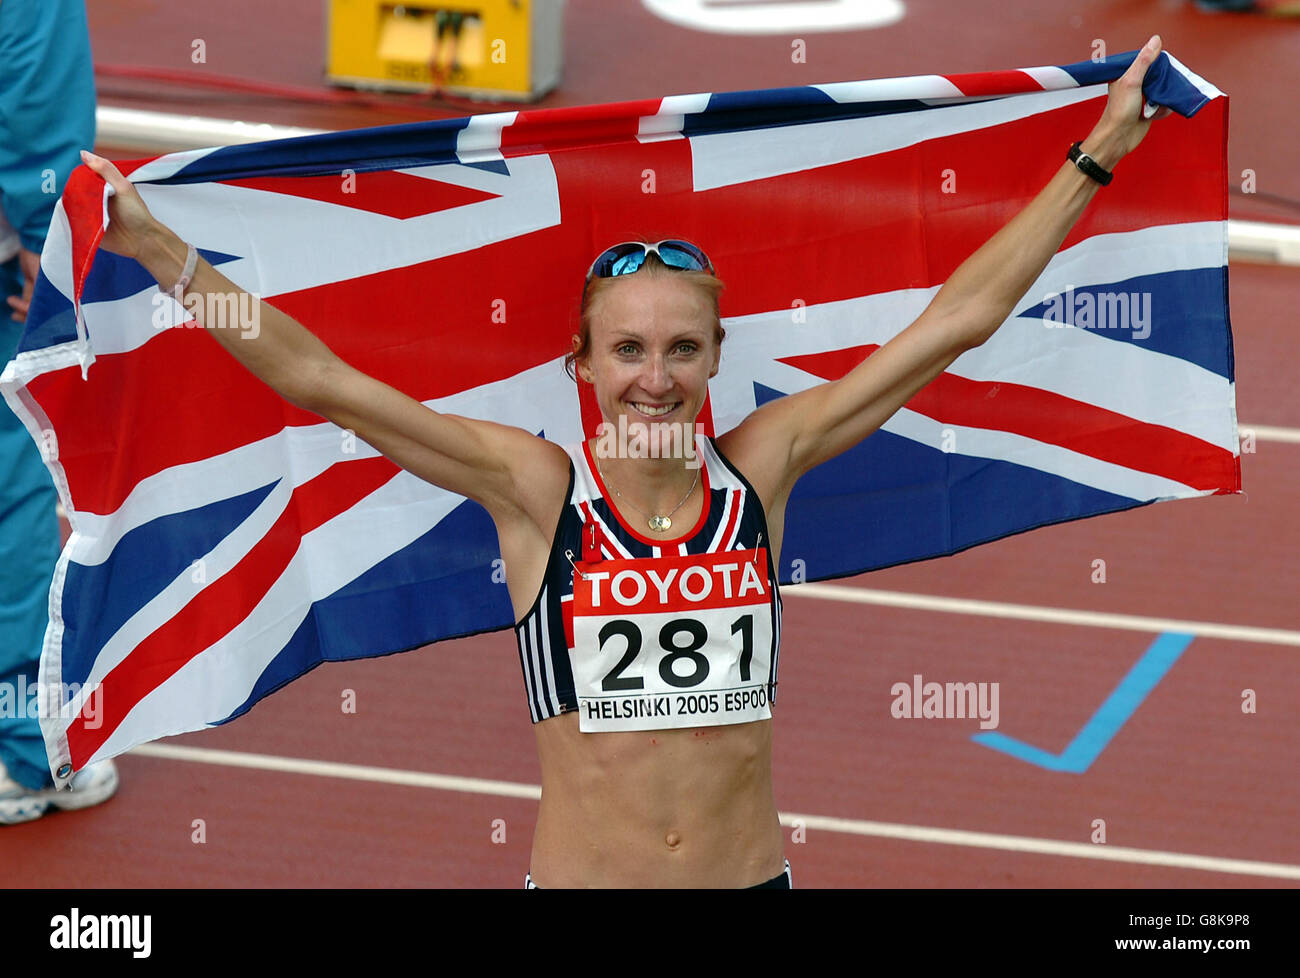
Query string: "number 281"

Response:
xmin=598 ymin=615 xmax=755 ymax=690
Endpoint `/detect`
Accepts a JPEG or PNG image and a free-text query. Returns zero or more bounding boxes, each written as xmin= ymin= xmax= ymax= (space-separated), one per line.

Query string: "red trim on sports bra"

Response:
xmin=581 ymin=437 xmax=712 ymax=548
xmin=718 ymin=487 xmax=743 ymax=548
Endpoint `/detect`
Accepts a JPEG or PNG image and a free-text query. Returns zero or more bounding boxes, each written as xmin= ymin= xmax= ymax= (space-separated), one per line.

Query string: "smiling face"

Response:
xmin=574 ymin=271 xmax=722 ymax=432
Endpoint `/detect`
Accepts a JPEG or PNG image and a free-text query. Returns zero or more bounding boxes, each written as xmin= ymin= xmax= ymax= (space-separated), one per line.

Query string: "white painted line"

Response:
xmin=1241 ymin=424 xmax=1300 ymax=444
xmin=129 ymin=743 xmax=1300 ymax=881
xmin=779 ymin=811 xmax=1300 ymax=881
xmin=98 ymin=106 xmax=327 ymax=152
xmin=640 ymin=0 xmax=905 ymax=35
xmin=131 ymin=743 xmax=541 ymax=800
xmin=783 ymin=586 xmax=1300 ymax=646
xmin=1228 ymin=218 xmax=1300 ymax=266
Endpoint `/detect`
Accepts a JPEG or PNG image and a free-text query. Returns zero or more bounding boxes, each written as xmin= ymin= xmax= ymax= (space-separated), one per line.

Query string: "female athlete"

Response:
xmin=79 ymin=38 xmax=1171 ymax=888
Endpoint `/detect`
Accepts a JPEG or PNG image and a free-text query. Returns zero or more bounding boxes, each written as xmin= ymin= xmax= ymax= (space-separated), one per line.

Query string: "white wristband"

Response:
xmin=160 ymin=243 xmax=198 ymax=303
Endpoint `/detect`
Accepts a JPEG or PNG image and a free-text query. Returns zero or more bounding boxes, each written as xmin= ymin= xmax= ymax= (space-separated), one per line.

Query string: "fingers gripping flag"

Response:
xmin=0 ymin=50 xmax=1237 ymax=783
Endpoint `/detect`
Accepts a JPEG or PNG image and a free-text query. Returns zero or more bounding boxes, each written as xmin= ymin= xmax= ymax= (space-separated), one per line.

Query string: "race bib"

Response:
xmin=571 ymin=548 xmax=775 ymax=732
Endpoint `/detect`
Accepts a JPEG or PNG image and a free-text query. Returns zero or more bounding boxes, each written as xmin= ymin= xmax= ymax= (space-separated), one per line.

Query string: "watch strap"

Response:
xmin=1068 ymin=141 xmax=1113 ymax=187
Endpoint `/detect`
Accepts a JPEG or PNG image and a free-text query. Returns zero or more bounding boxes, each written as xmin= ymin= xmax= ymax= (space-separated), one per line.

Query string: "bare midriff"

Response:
xmin=528 ymin=711 xmax=785 ymax=888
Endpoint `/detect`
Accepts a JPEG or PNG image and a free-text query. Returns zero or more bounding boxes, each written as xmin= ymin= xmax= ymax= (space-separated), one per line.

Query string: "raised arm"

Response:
xmin=79 ymin=152 xmax=557 ymax=517
xmin=738 ymin=35 xmax=1173 ymax=495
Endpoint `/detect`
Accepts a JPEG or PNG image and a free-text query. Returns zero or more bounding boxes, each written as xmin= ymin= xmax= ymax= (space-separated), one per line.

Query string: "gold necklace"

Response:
xmin=598 ymin=462 xmax=699 ymax=532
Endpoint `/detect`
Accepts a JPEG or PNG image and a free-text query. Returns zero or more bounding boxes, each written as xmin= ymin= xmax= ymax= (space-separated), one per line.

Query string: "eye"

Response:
xmin=616 ymin=342 xmax=639 ymax=355
xmin=675 ymin=342 xmax=698 ymax=354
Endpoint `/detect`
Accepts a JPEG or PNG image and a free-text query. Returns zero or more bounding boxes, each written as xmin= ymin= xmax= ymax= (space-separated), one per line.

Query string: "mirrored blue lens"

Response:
xmin=606 ymin=251 xmax=649 ymax=276
xmin=587 ymin=240 xmax=712 ymax=282
xmin=590 ymin=244 xmax=647 ymax=278
xmin=656 ymin=242 xmax=710 ymax=272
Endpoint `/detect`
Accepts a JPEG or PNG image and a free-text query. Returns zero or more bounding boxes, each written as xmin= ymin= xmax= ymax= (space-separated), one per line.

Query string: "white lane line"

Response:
xmin=129 ymin=743 xmax=1300 ymax=880
xmin=97 ymin=106 xmax=326 ymax=152
xmin=1241 ymin=424 xmax=1300 ymax=444
xmin=1229 ymin=219 xmax=1300 ymax=266
xmin=131 ymin=743 xmax=541 ymax=800
xmin=784 ymin=585 xmax=1300 ymax=647
xmin=778 ymin=811 xmax=1300 ymax=881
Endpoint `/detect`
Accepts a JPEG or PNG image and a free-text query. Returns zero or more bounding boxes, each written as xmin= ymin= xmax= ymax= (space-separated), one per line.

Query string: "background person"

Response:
xmin=0 ymin=0 xmax=119 ymax=823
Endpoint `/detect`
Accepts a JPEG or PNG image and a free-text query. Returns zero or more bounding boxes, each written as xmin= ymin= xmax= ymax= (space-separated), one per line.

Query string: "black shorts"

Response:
xmin=525 ymin=859 xmax=792 ymax=889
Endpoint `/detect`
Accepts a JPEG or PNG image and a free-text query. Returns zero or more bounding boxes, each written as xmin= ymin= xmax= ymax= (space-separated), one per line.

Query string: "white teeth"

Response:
xmin=630 ymin=402 xmax=676 ymax=417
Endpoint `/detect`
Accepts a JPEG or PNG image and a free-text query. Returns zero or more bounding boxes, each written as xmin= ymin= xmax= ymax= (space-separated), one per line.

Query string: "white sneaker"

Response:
xmin=0 ymin=759 xmax=119 ymax=825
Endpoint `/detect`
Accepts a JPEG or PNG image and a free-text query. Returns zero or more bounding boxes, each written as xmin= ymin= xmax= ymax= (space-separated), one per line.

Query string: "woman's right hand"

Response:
xmin=78 ymin=150 xmax=160 ymax=260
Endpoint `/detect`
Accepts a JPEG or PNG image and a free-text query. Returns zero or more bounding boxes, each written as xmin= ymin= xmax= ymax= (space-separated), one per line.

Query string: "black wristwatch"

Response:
xmin=1068 ymin=141 xmax=1113 ymax=186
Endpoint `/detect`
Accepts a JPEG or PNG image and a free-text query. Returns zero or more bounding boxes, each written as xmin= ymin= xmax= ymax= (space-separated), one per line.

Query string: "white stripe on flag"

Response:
xmin=85 ymin=463 xmax=468 ymax=763
xmin=1019 ymin=65 xmax=1082 ymax=90
xmin=125 ymin=145 xmax=225 ymax=184
xmin=35 ymin=203 xmax=76 ymax=312
xmin=812 ymin=75 xmax=964 ymax=104
xmin=716 ymin=349 xmax=1211 ymax=501
xmin=88 ymin=154 xmax=560 ymax=356
xmin=67 ymin=352 xmax=584 ymax=557
xmin=690 ymin=85 xmax=1102 ymax=191
xmin=66 ymin=423 xmax=343 ymax=566
xmin=1164 ymin=52 xmax=1225 ymax=102
xmin=709 ymin=222 xmax=1234 ymax=454
xmin=455 ymin=110 xmax=518 ymax=165
xmin=880 ymin=406 xmax=1202 ymax=501
xmin=637 ymin=93 xmax=711 ymax=143
xmin=75 ymin=473 xmax=297 ymax=692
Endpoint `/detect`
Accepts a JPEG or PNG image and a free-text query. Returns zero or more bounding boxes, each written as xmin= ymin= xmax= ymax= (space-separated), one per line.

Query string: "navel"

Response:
xmin=665 ymin=830 xmax=682 ymax=850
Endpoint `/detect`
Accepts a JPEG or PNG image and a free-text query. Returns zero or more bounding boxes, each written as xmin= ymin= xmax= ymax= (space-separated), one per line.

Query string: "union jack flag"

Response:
xmin=0 ymin=49 xmax=1237 ymax=783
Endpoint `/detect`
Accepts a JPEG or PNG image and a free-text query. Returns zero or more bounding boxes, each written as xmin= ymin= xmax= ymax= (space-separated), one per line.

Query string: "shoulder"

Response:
xmin=712 ymin=407 xmax=795 ymax=517
xmin=712 ymin=416 xmax=790 ymax=520
xmin=504 ymin=435 xmax=574 ymax=523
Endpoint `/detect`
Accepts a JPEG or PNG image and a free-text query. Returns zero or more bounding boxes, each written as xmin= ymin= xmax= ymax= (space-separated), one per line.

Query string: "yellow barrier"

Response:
xmin=325 ymin=0 xmax=564 ymax=101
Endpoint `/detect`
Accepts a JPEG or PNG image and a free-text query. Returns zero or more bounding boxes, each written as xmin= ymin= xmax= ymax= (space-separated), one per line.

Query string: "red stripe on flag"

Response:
xmin=61 ymin=166 xmax=110 ymax=314
xmin=682 ymin=99 xmax=1226 ymax=320
xmin=27 ymin=337 xmax=325 ymax=516
xmin=111 ymin=157 xmax=158 ymax=179
xmin=221 ymin=171 xmax=501 ymax=220
xmin=65 ymin=455 xmax=400 ymax=767
xmin=782 ymin=344 xmax=1237 ymax=492
xmin=501 ymin=98 xmax=665 ymax=156
xmin=943 ymin=70 xmax=1045 ymax=97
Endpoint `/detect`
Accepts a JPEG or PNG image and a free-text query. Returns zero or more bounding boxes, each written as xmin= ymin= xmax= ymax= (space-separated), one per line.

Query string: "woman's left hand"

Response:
xmin=1083 ymin=35 xmax=1175 ymax=169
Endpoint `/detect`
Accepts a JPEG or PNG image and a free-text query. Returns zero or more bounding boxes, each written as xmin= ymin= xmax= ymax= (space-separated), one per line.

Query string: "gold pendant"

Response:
xmin=648 ymin=515 xmax=672 ymax=532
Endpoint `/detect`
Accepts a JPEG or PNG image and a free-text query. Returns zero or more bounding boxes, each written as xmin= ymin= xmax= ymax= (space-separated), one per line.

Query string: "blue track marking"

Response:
xmin=972 ymin=632 xmax=1195 ymax=772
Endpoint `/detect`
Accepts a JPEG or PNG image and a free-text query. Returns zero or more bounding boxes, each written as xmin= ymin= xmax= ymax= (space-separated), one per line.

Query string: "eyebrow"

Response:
xmin=607 ymin=330 xmax=707 ymax=343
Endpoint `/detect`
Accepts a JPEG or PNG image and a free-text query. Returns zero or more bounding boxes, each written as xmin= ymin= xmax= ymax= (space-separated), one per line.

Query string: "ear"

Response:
xmin=571 ymin=334 xmax=593 ymax=383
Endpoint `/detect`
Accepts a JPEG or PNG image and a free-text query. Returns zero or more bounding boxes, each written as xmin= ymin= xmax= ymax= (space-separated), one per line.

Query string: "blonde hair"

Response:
xmin=565 ymin=252 xmax=726 ymax=381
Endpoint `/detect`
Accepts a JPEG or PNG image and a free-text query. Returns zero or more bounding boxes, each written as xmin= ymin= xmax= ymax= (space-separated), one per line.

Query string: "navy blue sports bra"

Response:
xmin=513 ymin=435 xmax=782 ymax=725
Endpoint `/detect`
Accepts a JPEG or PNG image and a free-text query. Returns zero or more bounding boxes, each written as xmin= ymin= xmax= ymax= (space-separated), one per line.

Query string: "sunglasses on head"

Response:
xmin=583 ymin=240 xmax=714 ymax=293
